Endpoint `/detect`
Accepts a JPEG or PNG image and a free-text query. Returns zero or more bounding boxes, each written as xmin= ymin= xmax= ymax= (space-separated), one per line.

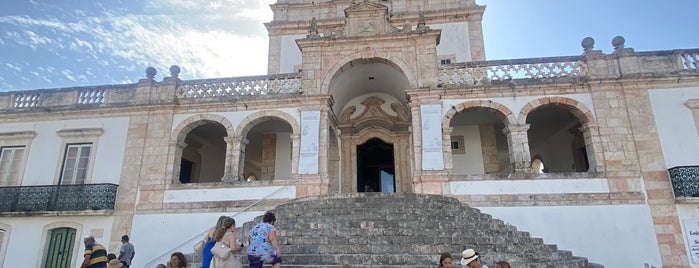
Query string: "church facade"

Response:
xmin=0 ymin=0 xmax=698 ymax=267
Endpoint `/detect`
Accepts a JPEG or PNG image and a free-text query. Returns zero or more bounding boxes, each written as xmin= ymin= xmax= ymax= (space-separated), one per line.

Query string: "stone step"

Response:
xmin=219 ymin=193 xmax=601 ymax=267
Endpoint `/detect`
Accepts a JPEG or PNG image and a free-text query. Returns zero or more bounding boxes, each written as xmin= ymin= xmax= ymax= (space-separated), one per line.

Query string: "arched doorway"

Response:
xmin=327 ymin=58 xmax=413 ymax=193
xmin=357 ymin=138 xmax=395 ymax=192
xmin=44 ymin=227 xmax=76 ymax=268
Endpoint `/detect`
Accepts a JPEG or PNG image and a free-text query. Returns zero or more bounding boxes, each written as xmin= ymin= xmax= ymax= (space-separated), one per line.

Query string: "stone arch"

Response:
xmin=518 ymin=97 xmax=594 ymax=125
xmin=320 ymin=54 xmax=418 ymax=94
xmin=172 ymin=114 xmax=234 ymax=142
xmin=443 ymin=100 xmax=516 ymax=128
xmin=354 ymin=126 xmax=395 ymax=145
xmin=235 ymin=110 xmax=300 ymax=138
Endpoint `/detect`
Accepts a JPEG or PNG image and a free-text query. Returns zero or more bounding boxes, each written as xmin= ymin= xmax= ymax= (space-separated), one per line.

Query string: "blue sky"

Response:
xmin=0 ymin=0 xmax=697 ymax=92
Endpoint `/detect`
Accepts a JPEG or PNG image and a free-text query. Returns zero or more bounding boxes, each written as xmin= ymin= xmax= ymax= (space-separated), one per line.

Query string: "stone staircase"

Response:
xmin=194 ymin=193 xmax=603 ymax=268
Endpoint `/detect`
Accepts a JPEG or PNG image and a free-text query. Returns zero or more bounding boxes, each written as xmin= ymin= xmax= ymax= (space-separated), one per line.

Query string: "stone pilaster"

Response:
xmin=502 ymin=124 xmax=531 ymax=173
xmin=261 ymin=134 xmax=277 ymax=180
xmin=290 ymin=134 xmax=300 ymax=177
xmin=442 ymin=127 xmax=454 ymax=173
xmin=581 ymin=122 xmax=604 ymax=173
xmin=480 ymin=124 xmax=499 ymax=173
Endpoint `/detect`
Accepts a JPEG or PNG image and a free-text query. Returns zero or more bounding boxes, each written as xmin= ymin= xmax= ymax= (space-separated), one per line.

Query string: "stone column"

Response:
xmin=232 ymin=138 xmax=249 ymax=181
xmin=581 ymin=122 xmax=604 ymax=173
xmin=221 ymin=137 xmax=238 ymax=183
xmin=502 ymin=124 xmax=531 ymax=173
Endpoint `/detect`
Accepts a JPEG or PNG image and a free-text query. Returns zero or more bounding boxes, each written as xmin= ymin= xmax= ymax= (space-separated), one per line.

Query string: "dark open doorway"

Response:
xmin=357 ymin=138 xmax=395 ymax=192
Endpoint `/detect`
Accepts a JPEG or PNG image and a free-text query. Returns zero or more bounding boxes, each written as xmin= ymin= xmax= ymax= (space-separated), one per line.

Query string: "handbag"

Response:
xmin=193 ymin=239 xmax=205 ymax=256
xmin=211 ymin=241 xmax=232 ymax=259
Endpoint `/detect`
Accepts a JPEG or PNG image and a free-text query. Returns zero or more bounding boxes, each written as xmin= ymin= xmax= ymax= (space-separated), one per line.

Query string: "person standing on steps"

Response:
xmin=203 ymin=216 xmax=231 ymax=268
xmin=211 ymin=217 xmax=243 ymax=268
xmin=461 ymin=248 xmax=489 ymax=268
xmin=247 ymin=211 xmax=282 ymax=268
xmin=118 ymin=235 xmax=135 ymax=268
xmin=81 ymin=236 xmax=108 ymax=268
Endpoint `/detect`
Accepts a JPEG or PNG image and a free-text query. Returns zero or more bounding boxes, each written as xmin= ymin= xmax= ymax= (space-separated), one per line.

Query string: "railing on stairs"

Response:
xmin=142 ymin=185 xmax=291 ymax=268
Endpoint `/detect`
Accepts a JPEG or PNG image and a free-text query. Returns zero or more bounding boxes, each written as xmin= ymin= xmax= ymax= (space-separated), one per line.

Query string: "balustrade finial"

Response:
xmin=581 ymin=37 xmax=595 ymax=51
xmin=169 ymin=65 xmax=181 ymax=78
xmin=146 ymin=67 xmax=157 ymax=79
xmin=612 ymin=36 xmax=634 ymax=55
xmin=612 ymin=36 xmax=625 ymax=50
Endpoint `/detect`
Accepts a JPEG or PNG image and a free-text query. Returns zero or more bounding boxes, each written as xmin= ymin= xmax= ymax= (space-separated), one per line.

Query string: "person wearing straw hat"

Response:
xmin=460 ymin=249 xmax=488 ymax=268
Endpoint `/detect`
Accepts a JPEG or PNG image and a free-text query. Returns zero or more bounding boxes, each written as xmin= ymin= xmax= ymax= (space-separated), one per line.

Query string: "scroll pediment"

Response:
xmin=339 ymin=96 xmax=410 ymax=132
xmin=343 ymin=1 xmax=394 ymax=36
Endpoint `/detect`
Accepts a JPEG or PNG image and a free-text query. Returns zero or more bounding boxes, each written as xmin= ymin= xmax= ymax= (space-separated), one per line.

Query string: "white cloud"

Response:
xmin=5 ymin=63 xmax=22 ymax=72
xmin=62 ymin=69 xmax=76 ymax=81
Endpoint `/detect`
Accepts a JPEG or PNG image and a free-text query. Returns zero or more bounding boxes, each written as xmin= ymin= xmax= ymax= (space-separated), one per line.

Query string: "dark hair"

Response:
xmin=121 ymin=235 xmax=129 ymax=242
xmin=170 ymin=252 xmax=187 ymax=267
xmin=107 ymin=253 xmax=117 ymax=260
xmin=495 ymin=261 xmax=511 ymax=268
xmin=263 ymin=211 xmax=276 ymax=223
xmin=439 ymin=252 xmax=453 ymax=265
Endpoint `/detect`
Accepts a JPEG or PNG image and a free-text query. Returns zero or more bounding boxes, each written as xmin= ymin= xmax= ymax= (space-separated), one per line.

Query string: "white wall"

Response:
xmin=649 ymin=87 xmax=699 ymax=167
xmin=275 ymin=132 xmax=293 ymax=179
xmin=131 ymin=211 xmax=265 ymax=268
xmin=451 ymin=125 xmax=484 ymax=174
xmin=136 ymin=185 xmax=296 ymax=267
xmin=0 ymin=117 xmax=129 ymax=185
xmin=432 ymin=22 xmax=471 ymax=62
xmin=0 ymin=216 xmax=114 ymax=268
xmin=479 ymin=205 xmax=662 ymax=268
xmin=676 ymin=204 xmax=699 ymax=267
xmin=279 ymin=34 xmax=305 ymax=73
xmin=450 ymin=178 xmax=609 ymax=195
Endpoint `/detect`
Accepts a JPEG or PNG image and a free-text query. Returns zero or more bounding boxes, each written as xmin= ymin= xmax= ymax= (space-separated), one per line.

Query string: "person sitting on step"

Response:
xmin=437 ymin=252 xmax=453 ymax=268
xmin=461 ymin=248 xmax=488 ymax=268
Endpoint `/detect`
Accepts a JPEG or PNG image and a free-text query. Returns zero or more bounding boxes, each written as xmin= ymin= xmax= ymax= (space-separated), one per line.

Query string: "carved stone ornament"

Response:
xmin=343 ymin=1 xmax=394 ymax=36
xmin=338 ymin=96 xmax=411 ymax=133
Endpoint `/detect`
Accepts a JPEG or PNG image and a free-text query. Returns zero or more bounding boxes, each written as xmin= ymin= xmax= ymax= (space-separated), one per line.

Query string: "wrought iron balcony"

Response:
xmin=668 ymin=166 xmax=699 ymax=201
xmin=0 ymin=183 xmax=118 ymax=214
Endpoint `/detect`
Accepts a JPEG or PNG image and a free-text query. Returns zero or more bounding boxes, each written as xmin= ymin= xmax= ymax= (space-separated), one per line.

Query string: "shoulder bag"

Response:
xmin=211 ymin=241 xmax=232 ymax=260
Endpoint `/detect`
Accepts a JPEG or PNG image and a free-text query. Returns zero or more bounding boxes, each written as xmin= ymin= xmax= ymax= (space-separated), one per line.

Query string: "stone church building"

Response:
xmin=0 ymin=0 xmax=698 ymax=267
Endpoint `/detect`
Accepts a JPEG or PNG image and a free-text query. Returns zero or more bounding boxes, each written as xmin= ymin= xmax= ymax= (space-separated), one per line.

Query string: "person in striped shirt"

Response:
xmin=81 ymin=236 xmax=108 ymax=268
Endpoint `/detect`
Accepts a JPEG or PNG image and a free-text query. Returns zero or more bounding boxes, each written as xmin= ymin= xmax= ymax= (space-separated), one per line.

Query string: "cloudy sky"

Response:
xmin=0 ymin=0 xmax=697 ymax=92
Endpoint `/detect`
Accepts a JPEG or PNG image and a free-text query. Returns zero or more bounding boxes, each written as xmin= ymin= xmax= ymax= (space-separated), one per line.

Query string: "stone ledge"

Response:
xmin=451 ymin=191 xmax=645 ymax=207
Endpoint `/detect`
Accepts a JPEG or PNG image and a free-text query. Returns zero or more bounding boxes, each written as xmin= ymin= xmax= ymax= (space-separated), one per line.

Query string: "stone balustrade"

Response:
xmin=177 ymin=73 xmax=302 ymax=100
xmin=0 ymin=46 xmax=696 ymax=112
xmin=439 ymin=55 xmax=586 ymax=86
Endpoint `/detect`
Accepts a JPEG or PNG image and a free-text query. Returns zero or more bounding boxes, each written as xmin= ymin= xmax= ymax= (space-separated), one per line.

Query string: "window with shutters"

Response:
xmin=0 ymin=146 xmax=25 ymax=186
xmin=58 ymin=143 xmax=92 ymax=185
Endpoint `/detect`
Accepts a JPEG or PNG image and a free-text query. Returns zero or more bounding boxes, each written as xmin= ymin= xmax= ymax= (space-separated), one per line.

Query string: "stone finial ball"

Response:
xmin=581 ymin=37 xmax=595 ymax=50
xmin=145 ymin=67 xmax=157 ymax=78
xmin=169 ymin=65 xmax=181 ymax=77
xmin=612 ymin=36 xmax=625 ymax=48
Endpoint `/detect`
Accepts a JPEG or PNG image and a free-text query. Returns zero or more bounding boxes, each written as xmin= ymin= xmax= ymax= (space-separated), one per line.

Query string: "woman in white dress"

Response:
xmin=211 ymin=217 xmax=242 ymax=268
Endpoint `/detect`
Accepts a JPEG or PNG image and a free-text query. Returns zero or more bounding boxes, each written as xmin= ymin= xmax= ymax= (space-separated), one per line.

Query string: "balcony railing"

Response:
xmin=0 ymin=183 xmax=118 ymax=214
xmin=668 ymin=166 xmax=699 ymax=200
